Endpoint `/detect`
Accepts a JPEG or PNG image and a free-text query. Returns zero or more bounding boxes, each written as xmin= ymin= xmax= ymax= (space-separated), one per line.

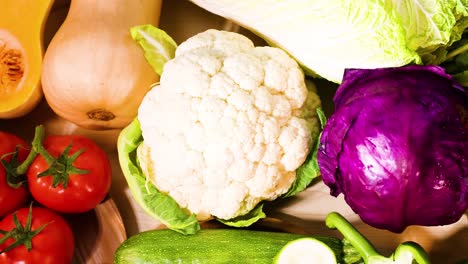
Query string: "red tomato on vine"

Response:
xmin=0 ymin=131 xmax=30 ymax=218
xmin=0 ymin=206 xmax=75 ymax=264
xmin=26 ymin=127 xmax=112 ymax=213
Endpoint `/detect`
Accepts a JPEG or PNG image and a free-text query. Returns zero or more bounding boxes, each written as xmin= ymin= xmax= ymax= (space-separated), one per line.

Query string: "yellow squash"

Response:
xmin=42 ymin=0 xmax=162 ymax=130
xmin=0 ymin=0 xmax=54 ymax=119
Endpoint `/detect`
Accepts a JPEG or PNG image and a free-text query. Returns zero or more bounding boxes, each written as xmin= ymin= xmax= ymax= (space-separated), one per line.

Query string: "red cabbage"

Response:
xmin=317 ymin=65 xmax=467 ymax=233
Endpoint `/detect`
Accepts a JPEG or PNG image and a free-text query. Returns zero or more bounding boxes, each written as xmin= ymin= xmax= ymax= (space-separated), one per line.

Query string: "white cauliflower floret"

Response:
xmin=138 ymin=29 xmax=320 ymax=221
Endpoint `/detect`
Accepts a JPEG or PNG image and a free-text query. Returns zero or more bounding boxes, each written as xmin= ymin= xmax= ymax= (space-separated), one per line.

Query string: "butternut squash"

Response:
xmin=41 ymin=0 xmax=162 ymax=130
xmin=0 ymin=0 xmax=54 ymax=119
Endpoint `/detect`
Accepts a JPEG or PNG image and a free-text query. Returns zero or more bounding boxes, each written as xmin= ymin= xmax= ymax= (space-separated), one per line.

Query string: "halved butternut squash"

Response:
xmin=0 ymin=0 xmax=55 ymax=119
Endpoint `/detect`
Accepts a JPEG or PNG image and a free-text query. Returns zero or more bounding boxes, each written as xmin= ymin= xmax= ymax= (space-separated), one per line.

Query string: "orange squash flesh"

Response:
xmin=0 ymin=0 xmax=54 ymax=119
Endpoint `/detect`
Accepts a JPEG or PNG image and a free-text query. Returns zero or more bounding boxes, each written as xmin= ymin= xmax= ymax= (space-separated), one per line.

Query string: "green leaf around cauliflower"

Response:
xmin=217 ymin=203 xmax=266 ymax=227
xmin=282 ymin=107 xmax=327 ymax=198
xmin=119 ymin=25 xmax=202 ymax=234
xmin=117 ymin=109 xmax=325 ymax=232
xmin=118 ymin=119 xmax=266 ymax=231
xmin=120 ymin=25 xmax=325 ymax=233
xmin=117 ymin=119 xmax=200 ymax=235
xmin=130 ymin=24 xmax=178 ymax=75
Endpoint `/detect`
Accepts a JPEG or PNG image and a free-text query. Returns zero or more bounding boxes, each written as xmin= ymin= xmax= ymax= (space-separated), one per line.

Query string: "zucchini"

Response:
xmin=114 ymin=229 xmax=345 ymax=264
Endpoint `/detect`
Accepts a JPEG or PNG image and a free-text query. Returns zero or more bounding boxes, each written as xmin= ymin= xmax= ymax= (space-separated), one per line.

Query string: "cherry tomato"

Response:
xmin=27 ymin=135 xmax=111 ymax=213
xmin=0 ymin=131 xmax=30 ymax=218
xmin=0 ymin=206 xmax=74 ymax=264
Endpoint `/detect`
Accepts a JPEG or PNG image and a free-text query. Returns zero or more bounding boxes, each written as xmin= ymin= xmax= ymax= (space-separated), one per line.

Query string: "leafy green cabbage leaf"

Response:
xmin=394 ymin=0 xmax=468 ymax=64
xmin=190 ymin=0 xmax=468 ymax=83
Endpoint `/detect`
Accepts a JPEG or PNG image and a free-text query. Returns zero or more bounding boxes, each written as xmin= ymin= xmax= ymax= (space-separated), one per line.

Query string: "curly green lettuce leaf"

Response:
xmin=393 ymin=0 xmax=468 ymax=64
xmin=393 ymin=0 xmax=467 ymax=51
xmin=117 ymin=119 xmax=200 ymax=235
xmin=130 ymin=24 xmax=178 ymax=75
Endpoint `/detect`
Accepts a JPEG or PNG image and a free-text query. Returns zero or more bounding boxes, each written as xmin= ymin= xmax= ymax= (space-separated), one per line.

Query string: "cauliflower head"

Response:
xmin=137 ymin=29 xmax=320 ymax=221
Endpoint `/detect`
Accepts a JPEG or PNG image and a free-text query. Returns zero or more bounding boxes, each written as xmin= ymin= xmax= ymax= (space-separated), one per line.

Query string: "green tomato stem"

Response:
xmin=30 ymin=125 xmax=56 ymax=165
xmin=325 ymin=212 xmax=379 ymax=263
xmin=0 ymin=126 xmax=47 ymax=188
xmin=0 ymin=205 xmax=50 ymax=254
xmin=2 ymin=125 xmax=47 ymax=187
xmin=14 ymin=126 xmax=46 ymax=175
xmin=1 ymin=149 xmax=26 ymax=188
xmin=14 ymin=125 xmax=89 ymax=189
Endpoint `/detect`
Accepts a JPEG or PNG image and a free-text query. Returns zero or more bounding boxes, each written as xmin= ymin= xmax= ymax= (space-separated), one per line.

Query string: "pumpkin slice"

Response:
xmin=0 ymin=0 xmax=54 ymax=119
